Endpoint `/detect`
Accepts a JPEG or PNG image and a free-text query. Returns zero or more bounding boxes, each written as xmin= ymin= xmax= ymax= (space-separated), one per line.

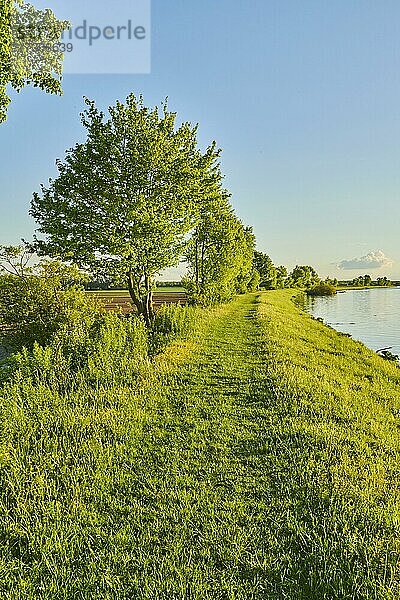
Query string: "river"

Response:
xmin=306 ymin=287 xmax=400 ymax=357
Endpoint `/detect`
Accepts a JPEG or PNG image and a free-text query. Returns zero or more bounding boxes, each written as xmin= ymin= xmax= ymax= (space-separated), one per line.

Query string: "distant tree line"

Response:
xmin=252 ymin=251 xmax=321 ymax=290
xmin=155 ymin=281 xmax=183 ymax=288
xmin=340 ymin=275 xmax=394 ymax=288
xmin=252 ymin=253 xmax=396 ymax=292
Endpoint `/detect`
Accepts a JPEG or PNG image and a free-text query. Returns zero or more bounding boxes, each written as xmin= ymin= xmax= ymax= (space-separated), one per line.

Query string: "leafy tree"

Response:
xmin=234 ymin=226 xmax=257 ymax=294
xmin=247 ymin=268 xmax=260 ymax=292
xmin=31 ymin=95 xmax=217 ymax=327
xmin=324 ymin=277 xmax=338 ymax=287
xmin=184 ymin=184 xmax=255 ymax=305
xmin=0 ymin=0 xmax=69 ymax=122
xmin=364 ymin=274 xmax=372 ymax=286
xmin=376 ymin=276 xmax=393 ymax=287
xmin=276 ymin=265 xmax=288 ymax=288
xmin=253 ymin=251 xmax=277 ymax=289
xmin=351 ymin=274 xmax=374 ymax=287
xmin=351 ymin=276 xmax=362 ymax=287
xmin=286 ymin=265 xmax=320 ymax=289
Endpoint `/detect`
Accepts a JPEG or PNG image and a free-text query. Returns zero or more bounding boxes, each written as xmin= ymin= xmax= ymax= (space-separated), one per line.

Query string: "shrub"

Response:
xmin=85 ymin=313 xmax=149 ymax=386
xmin=183 ymin=279 xmax=234 ymax=307
xmin=0 ymin=272 xmax=102 ymax=350
xmin=5 ymin=312 xmax=149 ymax=390
xmin=307 ymin=283 xmax=337 ymax=297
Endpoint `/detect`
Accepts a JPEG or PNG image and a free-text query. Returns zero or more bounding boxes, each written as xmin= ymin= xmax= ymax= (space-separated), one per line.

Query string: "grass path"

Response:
xmin=126 ymin=294 xmax=272 ymax=598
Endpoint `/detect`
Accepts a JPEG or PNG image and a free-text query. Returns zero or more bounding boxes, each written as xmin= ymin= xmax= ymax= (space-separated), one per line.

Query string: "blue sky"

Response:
xmin=1 ymin=0 xmax=400 ymax=279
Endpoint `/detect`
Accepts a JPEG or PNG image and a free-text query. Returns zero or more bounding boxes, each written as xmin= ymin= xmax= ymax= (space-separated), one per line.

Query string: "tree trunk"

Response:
xmin=195 ymin=233 xmax=199 ymax=293
xmin=126 ymin=271 xmax=155 ymax=329
xmin=144 ymin=274 xmax=155 ymax=328
xmin=127 ymin=271 xmax=144 ymax=314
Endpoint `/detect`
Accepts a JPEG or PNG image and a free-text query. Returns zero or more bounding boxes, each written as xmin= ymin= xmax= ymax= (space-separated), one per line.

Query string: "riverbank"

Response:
xmin=0 ymin=291 xmax=400 ymax=597
xmin=257 ymin=290 xmax=400 ymax=597
xmin=306 ymin=285 xmax=400 ymax=360
xmin=337 ymin=284 xmax=399 ymax=291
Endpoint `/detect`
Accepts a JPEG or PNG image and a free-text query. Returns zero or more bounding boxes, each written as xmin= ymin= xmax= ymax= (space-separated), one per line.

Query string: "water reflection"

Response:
xmin=306 ymin=288 xmax=400 ymax=355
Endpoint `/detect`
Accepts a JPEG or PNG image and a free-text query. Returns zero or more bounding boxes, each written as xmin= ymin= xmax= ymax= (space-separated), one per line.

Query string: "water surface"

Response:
xmin=306 ymin=287 xmax=400 ymax=356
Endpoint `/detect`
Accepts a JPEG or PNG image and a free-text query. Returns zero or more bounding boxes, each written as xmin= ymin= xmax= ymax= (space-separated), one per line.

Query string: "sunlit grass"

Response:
xmin=0 ymin=291 xmax=399 ymax=597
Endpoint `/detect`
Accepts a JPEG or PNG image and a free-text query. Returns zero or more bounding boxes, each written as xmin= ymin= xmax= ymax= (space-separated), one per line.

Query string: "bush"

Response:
xmin=307 ymin=283 xmax=337 ymax=297
xmin=0 ymin=272 xmax=103 ymax=350
xmin=85 ymin=313 xmax=149 ymax=386
xmin=183 ymin=279 xmax=235 ymax=307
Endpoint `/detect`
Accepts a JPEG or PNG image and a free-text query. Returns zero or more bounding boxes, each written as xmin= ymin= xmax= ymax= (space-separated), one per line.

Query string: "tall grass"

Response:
xmin=0 ymin=300 xmax=209 ymax=598
xmin=149 ymin=303 xmax=201 ymax=355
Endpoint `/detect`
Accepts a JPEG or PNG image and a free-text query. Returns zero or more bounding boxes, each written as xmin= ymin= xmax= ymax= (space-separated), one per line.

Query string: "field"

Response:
xmin=87 ymin=289 xmax=187 ymax=314
xmin=0 ymin=291 xmax=400 ymax=597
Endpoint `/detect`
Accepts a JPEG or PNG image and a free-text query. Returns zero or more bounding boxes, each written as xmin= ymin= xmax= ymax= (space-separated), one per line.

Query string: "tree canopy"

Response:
xmin=31 ymin=95 xmax=221 ymax=326
xmin=286 ymin=265 xmax=320 ymax=289
xmin=0 ymin=0 xmax=69 ymax=122
xmin=253 ymin=251 xmax=277 ymax=289
xmin=184 ymin=185 xmax=256 ymax=305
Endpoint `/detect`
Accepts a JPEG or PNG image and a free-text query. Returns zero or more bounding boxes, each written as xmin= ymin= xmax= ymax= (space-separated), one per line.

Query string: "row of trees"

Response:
xmin=252 ymin=254 xmax=396 ymax=291
xmin=252 ymin=252 xmax=321 ymax=290
xmin=347 ymin=275 xmax=394 ymax=287
xmin=4 ymin=91 xmax=325 ymax=334
xmin=5 ymin=84 xmax=394 ymax=333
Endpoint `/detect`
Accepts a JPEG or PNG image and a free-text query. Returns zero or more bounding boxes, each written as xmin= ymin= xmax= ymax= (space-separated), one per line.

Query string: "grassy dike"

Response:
xmin=0 ymin=291 xmax=400 ymax=598
xmin=256 ymin=291 xmax=400 ymax=599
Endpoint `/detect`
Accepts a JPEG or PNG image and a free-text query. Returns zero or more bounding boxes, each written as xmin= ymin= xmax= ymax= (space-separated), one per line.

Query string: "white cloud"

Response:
xmin=338 ymin=250 xmax=394 ymax=271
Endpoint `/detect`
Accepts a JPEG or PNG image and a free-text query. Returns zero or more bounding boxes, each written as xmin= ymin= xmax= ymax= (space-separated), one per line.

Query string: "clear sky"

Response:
xmin=1 ymin=0 xmax=400 ymax=279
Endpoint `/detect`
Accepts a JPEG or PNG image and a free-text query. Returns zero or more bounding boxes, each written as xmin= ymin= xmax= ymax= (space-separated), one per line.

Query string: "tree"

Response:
xmin=247 ymin=268 xmax=260 ymax=292
xmin=351 ymin=274 xmax=374 ymax=287
xmin=376 ymin=276 xmax=392 ymax=287
xmin=184 ymin=181 xmax=255 ymax=305
xmin=286 ymin=265 xmax=320 ymax=289
xmin=0 ymin=0 xmax=69 ymax=122
xmin=31 ymin=95 xmax=217 ymax=327
xmin=253 ymin=251 xmax=277 ymax=289
xmin=234 ymin=226 xmax=257 ymax=294
xmin=351 ymin=276 xmax=363 ymax=287
xmin=276 ymin=265 xmax=288 ymax=288
xmin=324 ymin=276 xmax=338 ymax=287
xmin=363 ymin=274 xmax=372 ymax=286
xmin=0 ymin=242 xmax=33 ymax=276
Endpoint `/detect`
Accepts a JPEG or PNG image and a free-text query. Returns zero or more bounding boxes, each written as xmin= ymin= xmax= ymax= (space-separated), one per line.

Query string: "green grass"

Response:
xmin=0 ymin=291 xmax=400 ymax=597
xmin=256 ymin=290 xmax=400 ymax=598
